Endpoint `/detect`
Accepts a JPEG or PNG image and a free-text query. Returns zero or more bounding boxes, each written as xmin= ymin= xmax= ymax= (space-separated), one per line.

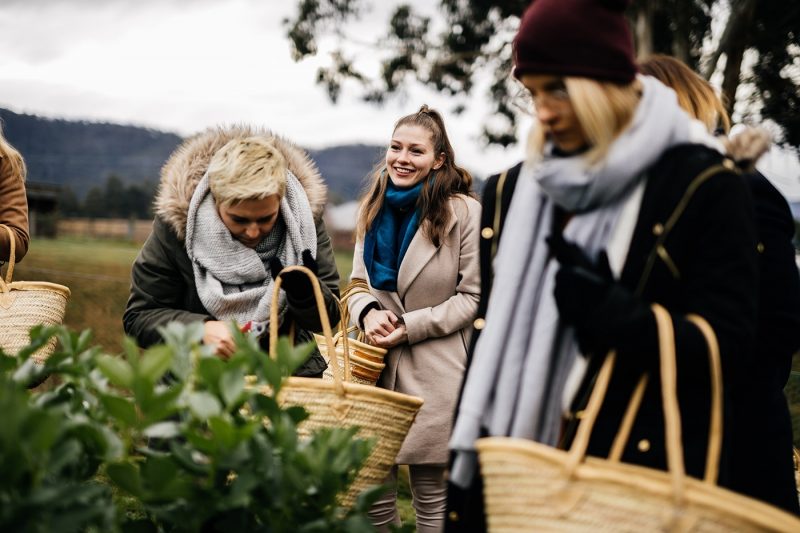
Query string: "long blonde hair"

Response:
xmin=356 ymin=105 xmax=474 ymax=247
xmin=0 ymin=122 xmax=26 ymax=181
xmin=527 ymin=77 xmax=641 ymax=165
xmin=639 ymin=54 xmax=731 ymax=134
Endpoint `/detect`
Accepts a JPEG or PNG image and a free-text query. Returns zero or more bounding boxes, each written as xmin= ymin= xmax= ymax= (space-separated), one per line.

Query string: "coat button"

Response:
xmin=652 ymin=223 xmax=664 ymax=236
xmin=757 ymin=242 xmax=765 ymax=253
xmin=481 ymin=227 xmax=494 ymax=239
xmin=473 ymin=318 xmax=486 ymax=330
xmin=448 ymin=511 xmax=460 ymax=522
xmin=637 ymin=439 xmax=651 ymax=452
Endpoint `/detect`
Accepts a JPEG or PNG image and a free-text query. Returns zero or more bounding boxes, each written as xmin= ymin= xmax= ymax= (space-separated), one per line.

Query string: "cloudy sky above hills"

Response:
xmin=0 ymin=0 xmax=528 ymax=178
xmin=1 ymin=0 xmax=798 ymax=196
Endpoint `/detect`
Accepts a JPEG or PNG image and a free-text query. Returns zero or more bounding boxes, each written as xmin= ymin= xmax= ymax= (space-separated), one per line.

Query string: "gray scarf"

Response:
xmin=449 ymin=75 xmax=697 ymax=487
xmin=185 ymin=170 xmax=317 ymax=327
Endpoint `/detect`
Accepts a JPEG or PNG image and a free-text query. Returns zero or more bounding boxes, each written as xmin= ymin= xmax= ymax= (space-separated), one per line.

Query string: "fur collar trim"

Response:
xmin=154 ymin=124 xmax=327 ymax=240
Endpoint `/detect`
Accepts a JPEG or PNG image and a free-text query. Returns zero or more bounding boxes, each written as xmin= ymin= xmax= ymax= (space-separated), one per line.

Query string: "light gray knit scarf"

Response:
xmin=185 ymin=170 xmax=317 ymax=327
xmin=449 ymin=75 xmax=698 ymax=487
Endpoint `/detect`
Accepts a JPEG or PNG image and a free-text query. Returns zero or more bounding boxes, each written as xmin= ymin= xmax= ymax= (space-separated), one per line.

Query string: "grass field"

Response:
xmin=11 ymin=237 xmax=358 ymax=353
xmin=11 ymin=237 xmax=140 ymax=352
xmin=9 ymin=236 xmax=417 ymax=526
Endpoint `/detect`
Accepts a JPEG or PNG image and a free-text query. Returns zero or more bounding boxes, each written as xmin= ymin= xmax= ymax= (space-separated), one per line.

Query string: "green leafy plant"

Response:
xmin=1 ymin=323 xmax=385 ymax=532
xmin=0 ymin=326 xmax=118 ymax=532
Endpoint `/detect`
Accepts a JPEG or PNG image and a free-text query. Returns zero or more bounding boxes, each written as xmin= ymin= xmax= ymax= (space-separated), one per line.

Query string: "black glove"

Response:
xmin=270 ymin=249 xmax=318 ymax=303
xmin=548 ymin=234 xmax=651 ymax=356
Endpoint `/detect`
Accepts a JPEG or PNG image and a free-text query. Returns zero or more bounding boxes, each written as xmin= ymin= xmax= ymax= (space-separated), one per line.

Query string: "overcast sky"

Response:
xmin=0 ymin=0 xmax=529 ymax=179
xmin=2 ymin=0 xmax=798 ymax=198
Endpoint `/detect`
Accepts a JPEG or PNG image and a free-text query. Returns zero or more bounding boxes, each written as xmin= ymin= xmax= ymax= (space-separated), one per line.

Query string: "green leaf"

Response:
xmin=0 ymin=353 xmax=16 ymax=371
xmin=96 ymin=355 xmax=134 ymax=388
xmin=197 ymin=356 xmax=225 ymax=391
xmin=187 ymin=391 xmax=222 ymax=419
xmin=75 ymin=328 xmax=94 ymax=353
xmin=106 ymin=462 xmax=144 ymax=497
xmin=16 ymin=324 xmax=60 ymax=362
xmin=284 ymin=405 xmax=309 ymax=424
xmin=140 ymin=455 xmax=178 ymax=492
xmin=273 ymin=338 xmax=317 ymax=382
xmin=99 ymin=393 xmax=138 ymax=427
xmin=168 ymin=441 xmax=210 ymax=475
xmin=121 ymin=335 xmax=141 ymax=365
xmin=251 ymin=393 xmax=281 ymax=419
xmin=141 ymin=384 xmax=184 ymax=424
xmin=208 ymin=415 xmax=236 ymax=449
xmin=143 ymin=421 xmax=180 ymax=439
xmin=139 ymin=345 xmax=173 ymax=383
xmin=220 ymin=367 xmax=245 ymax=408
xmin=262 ymin=354 xmax=283 ymax=391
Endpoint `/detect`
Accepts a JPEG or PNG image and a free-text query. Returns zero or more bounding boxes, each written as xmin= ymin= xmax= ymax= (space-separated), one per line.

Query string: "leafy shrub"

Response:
xmin=1 ymin=323 xmax=384 ymax=532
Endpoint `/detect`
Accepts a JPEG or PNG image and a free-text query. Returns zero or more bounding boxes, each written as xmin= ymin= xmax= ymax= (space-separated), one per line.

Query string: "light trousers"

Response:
xmin=369 ymin=464 xmax=447 ymax=533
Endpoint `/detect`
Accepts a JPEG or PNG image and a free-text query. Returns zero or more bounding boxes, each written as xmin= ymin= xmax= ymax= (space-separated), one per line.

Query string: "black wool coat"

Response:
xmin=446 ymin=144 xmax=764 ymax=532
xmin=725 ymin=171 xmax=800 ymax=514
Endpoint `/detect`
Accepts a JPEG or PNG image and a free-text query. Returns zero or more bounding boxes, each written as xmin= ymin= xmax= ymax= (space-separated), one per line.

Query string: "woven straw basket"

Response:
xmin=317 ymin=279 xmax=387 ymax=386
xmin=318 ymin=329 xmax=386 ymax=386
xmin=476 ymin=304 xmax=800 ymax=532
xmin=261 ymin=266 xmax=423 ymax=507
xmin=0 ymin=224 xmax=70 ymax=364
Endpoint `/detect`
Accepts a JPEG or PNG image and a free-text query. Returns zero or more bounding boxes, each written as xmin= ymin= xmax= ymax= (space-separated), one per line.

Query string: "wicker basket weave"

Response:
xmin=263 ymin=266 xmax=422 ymax=507
xmin=0 ymin=224 xmax=70 ymax=363
xmin=316 ymin=279 xmax=388 ymax=386
xmin=476 ymin=304 xmax=800 ymax=532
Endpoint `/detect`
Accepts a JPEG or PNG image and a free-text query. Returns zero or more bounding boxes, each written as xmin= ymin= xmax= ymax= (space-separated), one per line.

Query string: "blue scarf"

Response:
xmin=364 ymin=179 xmax=425 ymax=291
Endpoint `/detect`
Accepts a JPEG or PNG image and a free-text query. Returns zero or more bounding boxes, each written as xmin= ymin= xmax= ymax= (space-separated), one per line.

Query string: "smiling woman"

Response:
xmin=345 ymin=105 xmax=480 ymax=531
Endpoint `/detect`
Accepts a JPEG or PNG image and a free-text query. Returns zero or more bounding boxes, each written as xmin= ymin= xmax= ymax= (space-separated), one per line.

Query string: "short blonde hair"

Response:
xmin=207 ymin=136 xmax=287 ymax=207
xmin=528 ymin=76 xmax=640 ymax=166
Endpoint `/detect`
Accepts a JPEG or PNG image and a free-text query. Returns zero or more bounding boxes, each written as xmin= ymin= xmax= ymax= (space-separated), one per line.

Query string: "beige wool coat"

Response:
xmin=348 ymin=194 xmax=481 ymax=464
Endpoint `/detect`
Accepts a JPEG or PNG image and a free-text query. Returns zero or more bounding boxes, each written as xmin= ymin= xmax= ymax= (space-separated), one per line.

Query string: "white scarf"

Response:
xmin=449 ymin=75 xmax=715 ymax=487
xmin=185 ymin=170 xmax=317 ymax=327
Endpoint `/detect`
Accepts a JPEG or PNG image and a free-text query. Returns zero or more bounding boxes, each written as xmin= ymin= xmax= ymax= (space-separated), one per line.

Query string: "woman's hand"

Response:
xmin=363 ymin=308 xmax=408 ymax=348
xmin=203 ymin=320 xmax=236 ymax=359
xmin=373 ymin=324 xmax=408 ymax=349
xmin=363 ymin=308 xmax=399 ymax=343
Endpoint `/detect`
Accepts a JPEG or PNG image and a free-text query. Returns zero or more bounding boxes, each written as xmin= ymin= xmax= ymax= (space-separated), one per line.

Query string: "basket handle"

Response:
xmin=0 ymin=224 xmax=16 ymax=289
xmin=565 ymin=304 xmax=689 ymax=506
xmin=329 ymin=300 xmax=354 ymax=383
xmin=268 ymin=265 xmax=348 ymax=395
xmin=605 ymin=314 xmax=723 ymax=485
xmin=686 ymin=313 xmax=723 ymax=485
xmin=339 ymin=278 xmax=372 ymax=342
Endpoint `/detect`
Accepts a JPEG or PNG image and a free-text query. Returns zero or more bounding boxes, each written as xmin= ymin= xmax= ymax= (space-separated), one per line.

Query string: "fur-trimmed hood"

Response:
xmin=154 ymin=125 xmax=327 ymax=240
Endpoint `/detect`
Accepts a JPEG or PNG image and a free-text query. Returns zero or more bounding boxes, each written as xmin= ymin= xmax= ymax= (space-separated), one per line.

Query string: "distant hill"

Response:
xmin=307 ymin=144 xmax=382 ymax=203
xmin=0 ymin=107 xmax=382 ymax=203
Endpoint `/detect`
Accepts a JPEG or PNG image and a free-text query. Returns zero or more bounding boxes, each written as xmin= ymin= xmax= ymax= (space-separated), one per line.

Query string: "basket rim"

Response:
xmin=6 ymin=281 xmax=71 ymax=298
xmin=277 ymin=376 xmax=424 ymax=409
xmin=476 ymin=436 xmax=800 ymax=529
xmin=314 ymin=332 xmax=387 ymax=358
xmin=327 ymin=350 xmax=386 ymax=371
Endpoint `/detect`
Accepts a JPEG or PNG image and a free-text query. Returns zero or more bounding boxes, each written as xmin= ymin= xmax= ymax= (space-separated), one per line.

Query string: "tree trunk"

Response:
xmin=720 ymin=39 xmax=747 ymax=118
xmin=633 ymin=4 xmax=655 ymax=60
xmin=671 ymin=0 xmax=691 ymax=64
xmin=702 ymin=0 xmax=758 ymax=79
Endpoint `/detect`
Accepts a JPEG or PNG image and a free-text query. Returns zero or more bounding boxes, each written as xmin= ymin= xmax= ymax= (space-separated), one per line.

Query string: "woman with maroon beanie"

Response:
xmin=446 ymin=0 xmax=760 ymax=530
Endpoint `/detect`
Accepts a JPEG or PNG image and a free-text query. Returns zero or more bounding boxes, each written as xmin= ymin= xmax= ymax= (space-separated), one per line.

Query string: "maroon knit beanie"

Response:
xmin=513 ymin=0 xmax=637 ymax=84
